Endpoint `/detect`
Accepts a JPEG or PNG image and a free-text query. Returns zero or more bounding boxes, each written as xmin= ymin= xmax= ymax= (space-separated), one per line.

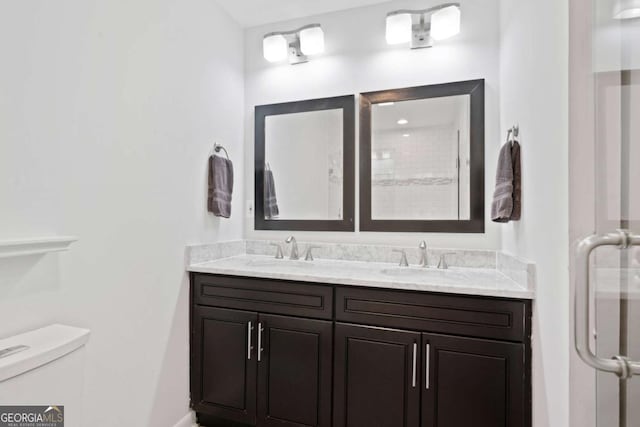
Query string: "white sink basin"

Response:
xmin=379 ymin=267 xmax=460 ymax=279
xmin=243 ymin=258 xmax=313 ymax=269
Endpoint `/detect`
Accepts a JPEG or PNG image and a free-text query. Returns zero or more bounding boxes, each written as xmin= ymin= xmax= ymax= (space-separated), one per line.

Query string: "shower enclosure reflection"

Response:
xmin=371 ymin=95 xmax=471 ymax=221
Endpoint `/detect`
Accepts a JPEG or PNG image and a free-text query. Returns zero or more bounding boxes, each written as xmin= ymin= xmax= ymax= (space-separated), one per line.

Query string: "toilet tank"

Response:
xmin=0 ymin=324 xmax=90 ymax=427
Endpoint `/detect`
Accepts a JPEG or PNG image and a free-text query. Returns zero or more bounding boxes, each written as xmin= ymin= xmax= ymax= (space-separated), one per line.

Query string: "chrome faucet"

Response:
xmin=392 ymin=249 xmax=409 ymax=267
xmin=418 ymin=240 xmax=429 ymax=268
xmin=285 ymin=236 xmax=300 ymax=260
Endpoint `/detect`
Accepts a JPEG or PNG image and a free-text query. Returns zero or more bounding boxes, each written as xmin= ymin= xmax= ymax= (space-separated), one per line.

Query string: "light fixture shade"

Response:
xmin=613 ymin=0 xmax=640 ymax=19
xmin=430 ymin=5 xmax=461 ymax=41
xmin=263 ymin=34 xmax=288 ymax=63
xmin=386 ymin=13 xmax=412 ymax=45
xmin=300 ymin=26 xmax=325 ymax=55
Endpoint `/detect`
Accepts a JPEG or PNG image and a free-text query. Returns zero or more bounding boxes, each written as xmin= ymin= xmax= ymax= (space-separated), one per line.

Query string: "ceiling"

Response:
xmin=372 ymin=96 xmax=469 ymax=132
xmin=215 ymin=0 xmax=392 ymax=28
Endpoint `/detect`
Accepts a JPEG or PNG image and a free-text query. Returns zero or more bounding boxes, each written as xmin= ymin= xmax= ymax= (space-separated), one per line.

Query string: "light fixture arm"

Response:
xmin=263 ymin=23 xmax=323 ymax=65
xmin=386 ymin=3 xmax=460 ymax=49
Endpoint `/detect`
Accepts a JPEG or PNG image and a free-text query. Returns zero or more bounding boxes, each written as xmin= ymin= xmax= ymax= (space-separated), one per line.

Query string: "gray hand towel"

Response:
xmin=510 ymin=141 xmax=521 ymax=220
xmin=264 ymin=169 xmax=279 ymax=219
xmin=208 ymin=155 xmax=233 ymax=218
xmin=491 ymin=142 xmax=515 ymax=222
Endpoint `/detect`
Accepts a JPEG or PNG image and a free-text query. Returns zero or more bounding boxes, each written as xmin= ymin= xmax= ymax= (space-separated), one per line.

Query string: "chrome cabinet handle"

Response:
xmin=425 ymin=343 xmax=431 ymax=389
xmin=257 ymin=322 xmax=264 ymax=362
xmin=412 ymin=343 xmax=417 ymax=388
xmin=247 ymin=322 xmax=253 ymax=360
xmin=575 ymin=230 xmax=640 ymax=378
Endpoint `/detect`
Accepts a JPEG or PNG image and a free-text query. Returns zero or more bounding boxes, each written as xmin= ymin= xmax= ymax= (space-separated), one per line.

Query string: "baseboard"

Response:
xmin=173 ymin=411 xmax=197 ymax=427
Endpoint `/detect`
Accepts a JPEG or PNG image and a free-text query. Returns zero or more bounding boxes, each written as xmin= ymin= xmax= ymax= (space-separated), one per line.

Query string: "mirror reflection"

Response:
xmin=264 ymin=109 xmax=344 ymax=220
xmin=371 ymin=95 xmax=471 ymax=220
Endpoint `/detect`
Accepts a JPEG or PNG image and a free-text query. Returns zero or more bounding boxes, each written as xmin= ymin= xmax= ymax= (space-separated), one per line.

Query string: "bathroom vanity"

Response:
xmin=188 ymin=248 xmax=533 ymax=427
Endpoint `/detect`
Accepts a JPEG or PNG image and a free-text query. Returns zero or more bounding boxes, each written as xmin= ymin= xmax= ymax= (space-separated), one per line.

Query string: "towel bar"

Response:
xmin=506 ymin=125 xmax=519 ymax=145
xmin=212 ymin=143 xmax=230 ymax=160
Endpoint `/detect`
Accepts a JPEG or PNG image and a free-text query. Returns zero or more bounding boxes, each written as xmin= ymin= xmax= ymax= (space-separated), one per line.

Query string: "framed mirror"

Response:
xmin=360 ymin=80 xmax=485 ymax=233
xmin=255 ymin=95 xmax=355 ymax=231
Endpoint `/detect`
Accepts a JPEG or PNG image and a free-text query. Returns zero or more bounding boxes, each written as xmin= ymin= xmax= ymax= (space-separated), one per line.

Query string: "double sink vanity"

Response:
xmin=190 ymin=79 xmax=531 ymax=426
xmin=187 ymin=239 xmax=534 ymax=427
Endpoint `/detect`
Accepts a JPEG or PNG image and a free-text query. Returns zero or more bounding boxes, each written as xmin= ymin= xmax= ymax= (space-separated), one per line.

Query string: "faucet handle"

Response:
xmin=304 ymin=246 xmax=320 ymax=261
xmin=269 ymin=242 xmax=284 ymax=259
xmin=437 ymin=252 xmax=456 ymax=269
xmin=392 ymin=249 xmax=409 ymax=267
xmin=418 ymin=240 xmax=429 ymax=267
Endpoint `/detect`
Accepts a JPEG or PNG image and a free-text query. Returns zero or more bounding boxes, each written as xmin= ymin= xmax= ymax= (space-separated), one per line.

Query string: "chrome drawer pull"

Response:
xmin=247 ymin=322 xmax=253 ymax=360
xmin=425 ymin=343 xmax=431 ymax=390
xmin=258 ymin=322 xmax=264 ymax=362
xmin=412 ymin=343 xmax=417 ymax=388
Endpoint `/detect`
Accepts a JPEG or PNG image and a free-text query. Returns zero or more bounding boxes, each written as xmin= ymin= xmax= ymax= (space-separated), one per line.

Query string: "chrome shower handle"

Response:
xmin=575 ymin=230 xmax=640 ymax=378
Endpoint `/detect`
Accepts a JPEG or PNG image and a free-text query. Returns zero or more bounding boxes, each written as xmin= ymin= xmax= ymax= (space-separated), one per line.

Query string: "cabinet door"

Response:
xmin=192 ymin=306 xmax=257 ymax=425
xmin=422 ymin=333 xmax=526 ymax=427
xmin=334 ymin=323 xmax=421 ymax=427
xmin=257 ymin=314 xmax=332 ymax=427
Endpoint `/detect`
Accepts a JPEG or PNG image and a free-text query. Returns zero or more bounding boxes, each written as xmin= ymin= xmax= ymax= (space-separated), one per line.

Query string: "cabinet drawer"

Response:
xmin=336 ymin=287 xmax=529 ymax=342
xmin=193 ymin=274 xmax=333 ymax=320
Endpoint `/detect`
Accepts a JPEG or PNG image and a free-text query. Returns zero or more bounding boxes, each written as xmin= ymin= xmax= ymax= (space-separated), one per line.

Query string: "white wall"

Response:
xmin=499 ymin=0 xmax=570 ymax=426
xmin=0 ymin=0 xmax=244 ymax=425
xmin=243 ymin=0 xmax=502 ymax=249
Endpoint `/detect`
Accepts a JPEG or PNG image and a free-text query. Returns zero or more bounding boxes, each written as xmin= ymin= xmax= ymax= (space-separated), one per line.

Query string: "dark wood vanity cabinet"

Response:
xmin=333 ymin=323 xmax=421 ymax=427
xmin=191 ymin=274 xmax=531 ymax=427
xmin=257 ymin=314 xmax=333 ymax=427
xmin=191 ymin=274 xmax=333 ymax=427
xmin=192 ymin=306 xmax=257 ymax=425
xmin=422 ymin=334 xmax=526 ymax=427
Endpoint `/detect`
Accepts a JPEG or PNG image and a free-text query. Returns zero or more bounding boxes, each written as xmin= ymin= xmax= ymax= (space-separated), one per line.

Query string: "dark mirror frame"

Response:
xmin=359 ymin=79 xmax=485 ymax=233
xmin=255 ymin=95 xmax=356 ymax=231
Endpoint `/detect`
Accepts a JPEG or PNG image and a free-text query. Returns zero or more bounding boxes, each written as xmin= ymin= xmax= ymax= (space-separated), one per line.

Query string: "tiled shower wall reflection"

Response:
xmin=372 ymin=124 xmax=469 ymax=220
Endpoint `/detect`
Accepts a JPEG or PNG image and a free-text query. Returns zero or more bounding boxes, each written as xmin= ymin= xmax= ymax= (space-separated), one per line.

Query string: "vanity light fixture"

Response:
xmin=263 ymin=24 xmax=325 ymax=64
xmin=397 ymin=118 xmax=409 ymax=125
xmin=613 ymin=0 xmax=640 ymax=19
xmin=386 ymin=3 xmax=461 ymax=49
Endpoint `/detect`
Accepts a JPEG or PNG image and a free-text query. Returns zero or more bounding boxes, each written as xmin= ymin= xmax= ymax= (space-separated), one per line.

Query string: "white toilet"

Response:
xmin=0 ymin=324 xmax=90 ymax=427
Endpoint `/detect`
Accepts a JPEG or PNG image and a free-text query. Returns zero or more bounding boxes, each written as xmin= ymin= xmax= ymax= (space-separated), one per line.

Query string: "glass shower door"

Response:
xmin=575 ymin=2 xmax=640 ymax=426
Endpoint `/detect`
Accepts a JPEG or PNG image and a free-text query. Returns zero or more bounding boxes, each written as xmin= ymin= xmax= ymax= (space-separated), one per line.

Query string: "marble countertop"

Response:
xmin=188 ymin=254 xmax=534 ymax=299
